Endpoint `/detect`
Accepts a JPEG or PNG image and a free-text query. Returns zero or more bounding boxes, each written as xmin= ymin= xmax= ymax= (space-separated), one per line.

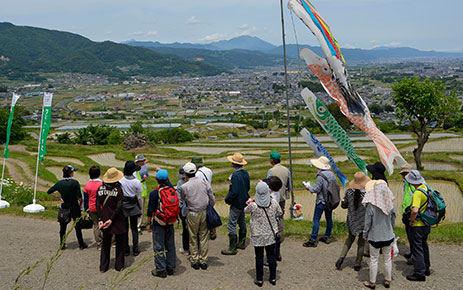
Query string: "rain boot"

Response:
xmin=237 ymin=230 xmax=247 ymax=250
xmin=221 ymin=234 xmax=238 ymax=255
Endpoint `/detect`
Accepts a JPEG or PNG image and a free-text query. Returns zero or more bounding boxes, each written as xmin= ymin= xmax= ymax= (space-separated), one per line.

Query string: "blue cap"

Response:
xmin=156 ymin=169 xmax=168 ymax=181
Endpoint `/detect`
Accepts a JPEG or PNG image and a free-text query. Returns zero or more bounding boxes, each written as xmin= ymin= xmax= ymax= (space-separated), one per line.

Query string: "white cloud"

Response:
xmin=373 ymin=41 xmax=401 ymax=48
xmin=129 ymin=31 xmax=144 ymax=37
xmin=147 ymin=31 xmax=158 ymax=36
xmin=199 ymin=33 xmax=229 ymax=42
xmin=186 ymin=16 xmax=202 ymax=25
xmin=237 ymin=24 xmax=257 ymax=36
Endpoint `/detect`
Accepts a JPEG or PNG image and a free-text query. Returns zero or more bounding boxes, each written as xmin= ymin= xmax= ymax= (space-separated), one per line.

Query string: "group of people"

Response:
xmin=302 ymin=157 xmax=433 ymax=289
xmin=47 ymin=150 xmax=434 ymax=287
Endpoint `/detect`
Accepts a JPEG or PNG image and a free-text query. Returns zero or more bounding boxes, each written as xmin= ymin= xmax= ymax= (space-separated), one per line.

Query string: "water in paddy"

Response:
xmin=214 ymin=180 xmax=463 ymax=224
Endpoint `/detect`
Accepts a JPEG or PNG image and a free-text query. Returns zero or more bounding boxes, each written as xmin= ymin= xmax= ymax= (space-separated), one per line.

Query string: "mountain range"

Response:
xmin=1 ymin=22 xmax=462 ymax=81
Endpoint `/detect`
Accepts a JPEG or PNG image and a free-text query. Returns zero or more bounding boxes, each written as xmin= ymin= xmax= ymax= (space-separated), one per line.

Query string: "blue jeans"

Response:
xmin=227 ymin=206 xmax=246 ymax=235
xmin=152 ymin=224 xmax=176 ymax=272
xmin=310 ymin=202 xmax=333 ymax=241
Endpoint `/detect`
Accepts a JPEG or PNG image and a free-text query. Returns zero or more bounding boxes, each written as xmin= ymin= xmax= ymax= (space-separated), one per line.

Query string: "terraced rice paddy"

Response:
xmin=402 ymin=138 xmax=463 ymax=153
xmin=47 ymin=156 xmax=85 ymax=166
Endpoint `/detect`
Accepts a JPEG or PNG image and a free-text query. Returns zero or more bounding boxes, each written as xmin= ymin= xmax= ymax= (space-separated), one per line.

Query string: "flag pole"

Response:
xmin=0 ymin=158 xmax=9 ymax=208
xmin=280 ymin=0 xmax=296 ymax=218
xmin=24 ymin=93 xmax=46 ymax=213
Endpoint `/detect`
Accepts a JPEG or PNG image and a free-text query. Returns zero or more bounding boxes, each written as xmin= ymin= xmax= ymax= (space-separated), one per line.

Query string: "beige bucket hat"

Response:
xmin=310 ymin=156 xmax=331 ymax=170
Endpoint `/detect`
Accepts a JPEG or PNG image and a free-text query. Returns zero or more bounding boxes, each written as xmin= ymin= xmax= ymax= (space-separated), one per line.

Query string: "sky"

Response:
xmin=1 ymin=0 xmax=462 ymax=52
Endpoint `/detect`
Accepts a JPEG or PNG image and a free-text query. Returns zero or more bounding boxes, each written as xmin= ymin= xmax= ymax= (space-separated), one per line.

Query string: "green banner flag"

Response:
xmin=4 ymin=93 xmax=20 ymax=159
xmin=38 ymin=93 xmax=53 ymax=161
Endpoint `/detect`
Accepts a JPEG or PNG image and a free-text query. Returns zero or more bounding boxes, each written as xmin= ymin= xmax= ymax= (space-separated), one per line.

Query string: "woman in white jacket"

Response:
xmin=245 ymin=182 xmax=282 ymax=287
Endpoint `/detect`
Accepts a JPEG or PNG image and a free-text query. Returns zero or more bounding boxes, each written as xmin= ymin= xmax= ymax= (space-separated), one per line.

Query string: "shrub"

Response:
xmin=56 ymin=133 xmax=72 ymax=144
xmin=1 ymin=178 xmax=33 ymax=206
xmin=147 ymin=128 xmax=194 ymax=144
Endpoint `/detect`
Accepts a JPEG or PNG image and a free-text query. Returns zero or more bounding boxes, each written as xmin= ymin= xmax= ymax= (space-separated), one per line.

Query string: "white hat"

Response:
xmin=310 ymin=156 xmax=331 ymax=170
xmin=183 ymin=162 xmax=197 ymax=174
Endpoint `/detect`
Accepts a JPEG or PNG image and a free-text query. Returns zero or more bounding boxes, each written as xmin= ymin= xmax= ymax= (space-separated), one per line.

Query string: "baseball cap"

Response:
xmin=183 ymin=162 xmax=197 ymax=174
xmin=156 ymin=169 xmax=168 ymax=181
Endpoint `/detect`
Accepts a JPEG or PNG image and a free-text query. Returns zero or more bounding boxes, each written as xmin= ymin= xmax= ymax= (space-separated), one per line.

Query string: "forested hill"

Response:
xmin=0 ymin=22 xmax=226 ymax=79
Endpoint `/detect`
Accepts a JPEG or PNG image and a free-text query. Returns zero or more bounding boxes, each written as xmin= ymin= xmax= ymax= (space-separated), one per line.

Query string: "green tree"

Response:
xmin=0 ymin=106 xmax=26 ymax=144
xmin=56 ymin=132 xmax=72 ymax=144
xmin=391 ymin=77 xmax=460 ymax=169
xmin=130 ymin=121 xmax=144 ymax=134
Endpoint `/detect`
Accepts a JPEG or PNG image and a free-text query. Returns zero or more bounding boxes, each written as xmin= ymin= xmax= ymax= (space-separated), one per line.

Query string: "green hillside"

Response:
xmin=0 ymin=22 xmax=226 ymax=79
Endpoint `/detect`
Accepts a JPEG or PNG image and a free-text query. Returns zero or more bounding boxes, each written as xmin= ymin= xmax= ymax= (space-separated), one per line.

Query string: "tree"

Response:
xmin=391 ymin=77 xmax=460 ymax=169
xmin=0 ymin=106 xmax=26 ymax=144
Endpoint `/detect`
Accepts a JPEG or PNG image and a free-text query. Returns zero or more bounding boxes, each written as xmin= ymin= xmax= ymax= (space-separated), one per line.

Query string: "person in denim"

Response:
xmin=303 ymin=156 xmax=337 ymax=247
xmin=146 ymin=169 xmax=176 ymax=278
xmin=222 ymin=153 xmax=250 ymax=255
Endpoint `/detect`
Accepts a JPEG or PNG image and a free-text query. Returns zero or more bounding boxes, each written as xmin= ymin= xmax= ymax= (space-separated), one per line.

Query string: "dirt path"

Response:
xmin=1 ymin=215 xmax=462 ymax=290
xmin=1 ymin=157 xmax=52 ymax=191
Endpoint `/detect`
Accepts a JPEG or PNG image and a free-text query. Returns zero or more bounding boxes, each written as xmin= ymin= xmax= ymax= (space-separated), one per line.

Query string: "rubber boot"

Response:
xmin=221 ymin=234 xmax=238 ymax=255
xmin=237 ymin=230 xmax=247 ymax=250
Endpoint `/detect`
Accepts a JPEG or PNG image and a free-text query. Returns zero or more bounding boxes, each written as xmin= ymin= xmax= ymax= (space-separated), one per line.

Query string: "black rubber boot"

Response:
xmin=221 ymin=234 xmax=238 ymax=255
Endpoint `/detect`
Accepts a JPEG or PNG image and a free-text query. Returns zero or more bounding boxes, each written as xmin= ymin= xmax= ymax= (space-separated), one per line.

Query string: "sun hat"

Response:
xmin=349 ymin=172 xmax=371 ymax=190
xmin=103 ymin=167 xmax=123 ymax=183
xmin=156 ymin=169 xmax=168 ymax=181
xmin=310 ymin=156 xmax=331 ymax=170
xmin=135 ymin=154 xmax=146 ymax=163
xmin=365 ymin=179 xmax=386 ymax=193
xmin=269 ymin=151 xmax=281 ymax=161
xmin=405 ymin=170 xmax=425 ymax=185
xmin=191 ymin=156 xmax=204 ymax=167
xmin=183 ymin=162 xmax=197 ymax=174
xmin=255 ymin=181 xmax=271 ymax=208
xmin=227 ymin=152 xmax=247 ymax=165
xmin=366 ymin=162 xmax=388 ymax=183
xmin=399 ymin=163 xmax=413 ymax=175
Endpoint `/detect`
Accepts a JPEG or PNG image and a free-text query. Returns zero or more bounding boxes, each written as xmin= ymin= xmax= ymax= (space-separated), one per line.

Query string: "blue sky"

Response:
xmin=1 ymin=0 xmax=461 ymax=52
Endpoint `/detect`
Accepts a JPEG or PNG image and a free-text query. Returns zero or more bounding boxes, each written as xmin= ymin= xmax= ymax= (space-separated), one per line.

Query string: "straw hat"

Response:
xmin=399 ymin=163 xmax=412 ymax=175
xmin=103 ymin=167 xmax=123 ymax=183
xmin=365 ymin=179 xmax=386 ymax=193
xmin=310 ymin=156 xmax=331 ymax=170
xmin=349 ymin=172 xmax=371 ymax=190
xmin=227 ymin=152 xmax=247 ymax=165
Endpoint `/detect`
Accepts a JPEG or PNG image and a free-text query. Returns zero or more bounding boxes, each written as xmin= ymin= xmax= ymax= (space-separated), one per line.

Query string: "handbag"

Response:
xmin=206 ymin=204 xmax=222 ymax=230
xmin=263 ymin=206 xmax=281 ymax=244
xmin=80 ymin=213 xmax=93 ymax=229
xmin=58 ymin=207 xmax=71 ymax=224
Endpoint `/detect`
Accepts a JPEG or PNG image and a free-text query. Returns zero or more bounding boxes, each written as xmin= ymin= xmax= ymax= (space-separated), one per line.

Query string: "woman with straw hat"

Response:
xmin=96 ymin=167 xmax=127 ymax=272
xmin=303 ymin=156 xmax=338 ymax=247
xmin=222 ymin=152 xmax=250 ymax=255
xmin=362 ymin=180 xmax=396 ymax=289
xmin=336 ymin=172 xmax=371 ymax=271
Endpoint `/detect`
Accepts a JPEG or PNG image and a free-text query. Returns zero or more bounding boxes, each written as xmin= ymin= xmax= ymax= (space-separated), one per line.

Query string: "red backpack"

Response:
xmin=154 ymin=186 xmax=180 ymax=225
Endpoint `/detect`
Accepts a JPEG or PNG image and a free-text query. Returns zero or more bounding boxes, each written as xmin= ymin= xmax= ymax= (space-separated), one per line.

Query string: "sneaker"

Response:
xmin=319 ymin=237 xmax=330 ymax=244
xmin=276 ymin=254 xmax=282 ymax=262
xmin=354 ymin=265 xmax=361 ymax=272
xmin=191 ymin=262 xmax=200 ymax=270
xmin=269 ymin=279 xmax=276 ymax=286
xmin=254 ymin=280 xmax=263 ymax=287
xmin=200 ymin=263 xmax=208 ymax=270
xmin=166 ymin=268 xmax=174 ymax=276
xmin=383 ymin=280 xmax=391 ymax=289
xmin=60 ymin=243 xmax=67 ymax=250
xmin=335 ymin=257 xmax=344 ymax=270
xmin=303 ymin=240 xmax=317 ymax=247
xmin=263 ymin=261 xmax=269 ymax=267
xmin=79 ymin=243 xmax=88 ymax=250
xmin=406 ymin=274 xmax=426 ymax=281
xmin=133 ymin=250 xmax=140 ymax=257
xmin=363 ymin=281 xmax=376 ymax=289
xmin=425 ymin=269 xmax=431 ymax=276
xmin=151 ymin=270 xmax=167 ymax=278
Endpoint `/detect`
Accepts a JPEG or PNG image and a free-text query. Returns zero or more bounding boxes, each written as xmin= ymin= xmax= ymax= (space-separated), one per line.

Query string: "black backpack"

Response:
xmin=318 ymin=174 xmax=341 ymax=210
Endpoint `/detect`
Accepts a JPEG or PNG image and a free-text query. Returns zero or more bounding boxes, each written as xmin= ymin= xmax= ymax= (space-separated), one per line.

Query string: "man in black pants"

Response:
xmin=48 ymin=165 xmax=87 ymax=250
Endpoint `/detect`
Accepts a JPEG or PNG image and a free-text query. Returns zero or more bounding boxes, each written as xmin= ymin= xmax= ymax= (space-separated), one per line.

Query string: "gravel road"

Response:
xmin=1 ymin=215 xmax=462 ymax=290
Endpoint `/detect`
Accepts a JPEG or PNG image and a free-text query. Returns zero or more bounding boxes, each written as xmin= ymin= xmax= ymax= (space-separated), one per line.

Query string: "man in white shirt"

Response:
xmin=191 ymin=156 xmax=216 ymax=240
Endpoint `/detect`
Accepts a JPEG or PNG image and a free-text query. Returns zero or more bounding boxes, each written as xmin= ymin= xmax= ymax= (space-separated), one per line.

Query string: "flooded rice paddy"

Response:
xmin=47 ymin=156 xmax=85 ymax=166
xmin=402 ymin=138 xmax=463 ymax=153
